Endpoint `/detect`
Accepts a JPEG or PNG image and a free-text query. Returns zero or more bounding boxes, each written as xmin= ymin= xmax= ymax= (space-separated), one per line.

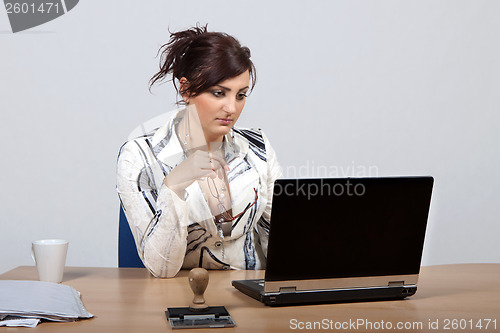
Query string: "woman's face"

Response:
xmin=185 ymin=70 xmax=250 ymax=143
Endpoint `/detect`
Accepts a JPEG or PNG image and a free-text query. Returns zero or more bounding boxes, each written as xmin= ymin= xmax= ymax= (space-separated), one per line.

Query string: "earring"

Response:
xmin=183 ymin=105 xmax=190 ymax=147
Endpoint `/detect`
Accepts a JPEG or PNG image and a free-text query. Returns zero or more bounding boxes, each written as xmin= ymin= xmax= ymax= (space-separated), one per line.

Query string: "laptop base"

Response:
xmin=232 ymin=279 xmax=416 ymax=306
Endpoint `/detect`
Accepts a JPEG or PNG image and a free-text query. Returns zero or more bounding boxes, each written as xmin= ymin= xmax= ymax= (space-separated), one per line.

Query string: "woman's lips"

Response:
xmin=217 ymin=118 xmax=232 ymax=125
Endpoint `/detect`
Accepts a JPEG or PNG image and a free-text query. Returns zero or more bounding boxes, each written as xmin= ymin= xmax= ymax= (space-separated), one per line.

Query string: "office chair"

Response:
xmin=118 ymin=205 xmax=145 ymax=268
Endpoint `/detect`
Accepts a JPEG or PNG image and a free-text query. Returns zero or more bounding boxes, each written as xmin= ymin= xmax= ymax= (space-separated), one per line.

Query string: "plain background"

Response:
xmin=1 ymin=0 xmax=499 ymax=275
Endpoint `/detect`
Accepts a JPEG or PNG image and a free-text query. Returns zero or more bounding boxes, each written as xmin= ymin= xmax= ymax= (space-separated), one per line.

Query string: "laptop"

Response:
xmin=232 ymin=176 xmax=434 ymax=306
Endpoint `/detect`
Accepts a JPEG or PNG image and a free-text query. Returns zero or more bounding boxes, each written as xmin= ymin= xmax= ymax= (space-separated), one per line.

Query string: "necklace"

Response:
xmin=207 ymin=175 xmax=231 ymax=223
xmin=180 ymin=106 xmax=230 ymax=259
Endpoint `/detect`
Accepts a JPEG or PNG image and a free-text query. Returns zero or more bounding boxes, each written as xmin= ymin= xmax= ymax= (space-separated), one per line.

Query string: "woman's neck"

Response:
xmin=205 ymin=134 xmax=224 ymax=145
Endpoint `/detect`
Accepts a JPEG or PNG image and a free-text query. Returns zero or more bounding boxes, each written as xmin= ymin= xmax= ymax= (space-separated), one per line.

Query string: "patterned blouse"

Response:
xmin=116 ymin=109 xmax=282 ymax=277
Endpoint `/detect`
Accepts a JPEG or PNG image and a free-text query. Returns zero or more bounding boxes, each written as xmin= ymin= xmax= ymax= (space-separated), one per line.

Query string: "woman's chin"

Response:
xmin=218 ymin=125 xmax=234 ymax=135
xmin=205 ymin=127 xmax=232 ymax=142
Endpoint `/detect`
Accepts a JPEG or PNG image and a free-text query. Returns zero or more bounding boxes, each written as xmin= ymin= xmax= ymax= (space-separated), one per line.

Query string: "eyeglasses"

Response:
xmin=207 ymin=177 xmax=258 ymax=222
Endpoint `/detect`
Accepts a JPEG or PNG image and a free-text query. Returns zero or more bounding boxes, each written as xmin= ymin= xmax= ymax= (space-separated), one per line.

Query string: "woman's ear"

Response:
xmin=179 ymin=77 xmax=190 ymax=103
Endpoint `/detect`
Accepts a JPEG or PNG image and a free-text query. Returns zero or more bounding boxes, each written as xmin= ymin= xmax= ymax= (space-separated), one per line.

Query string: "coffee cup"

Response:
xmin=31 ymin=239 xmax=68 ymax=283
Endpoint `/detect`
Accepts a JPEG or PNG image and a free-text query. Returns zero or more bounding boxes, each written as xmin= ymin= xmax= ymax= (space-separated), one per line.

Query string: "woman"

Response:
xmin=116 ymin=25 xmax=282 ymax=278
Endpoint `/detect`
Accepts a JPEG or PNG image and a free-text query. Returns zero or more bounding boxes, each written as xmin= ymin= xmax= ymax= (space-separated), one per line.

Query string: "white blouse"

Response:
xmin=116 ymin=109 xmax=282 ymax=278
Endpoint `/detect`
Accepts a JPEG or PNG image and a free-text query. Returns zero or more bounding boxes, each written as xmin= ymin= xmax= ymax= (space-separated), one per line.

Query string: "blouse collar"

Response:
xmin=149 ymin=108 xmax=250 ymax=169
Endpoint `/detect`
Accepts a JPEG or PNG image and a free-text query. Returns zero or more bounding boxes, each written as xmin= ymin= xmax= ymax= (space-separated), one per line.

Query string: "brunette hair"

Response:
xmin=149 ymin=24 xmax=256 ymax=98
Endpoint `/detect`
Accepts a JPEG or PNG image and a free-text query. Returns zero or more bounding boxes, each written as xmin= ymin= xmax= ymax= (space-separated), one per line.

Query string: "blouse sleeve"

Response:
xmin=116 ymin=139 xmax=189 ymax=278
xmin=255 ymin=131 xmax=283 ymax=256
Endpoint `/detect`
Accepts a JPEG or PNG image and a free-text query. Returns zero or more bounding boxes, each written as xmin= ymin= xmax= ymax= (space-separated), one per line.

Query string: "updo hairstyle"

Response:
xmin=149 ymin=25 xmax=256 ymax=98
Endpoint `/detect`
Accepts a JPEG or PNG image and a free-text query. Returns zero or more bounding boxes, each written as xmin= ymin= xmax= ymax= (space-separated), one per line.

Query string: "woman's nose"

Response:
xmin=222 ymin=98 xmax=236 ymax=114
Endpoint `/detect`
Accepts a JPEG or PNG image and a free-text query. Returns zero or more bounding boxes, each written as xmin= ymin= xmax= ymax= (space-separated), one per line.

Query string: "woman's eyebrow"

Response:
xmin=215 ymin=84 xmax=249 ymax=92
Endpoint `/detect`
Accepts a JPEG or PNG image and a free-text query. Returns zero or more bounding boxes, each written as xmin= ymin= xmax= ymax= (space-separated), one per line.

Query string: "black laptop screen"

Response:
xmin=264 ymin=177 xmax=433 ymax=282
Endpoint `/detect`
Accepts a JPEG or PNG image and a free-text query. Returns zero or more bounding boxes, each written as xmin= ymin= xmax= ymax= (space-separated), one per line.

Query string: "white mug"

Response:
xmin=31 ymin=239 xmax=68 ymax=283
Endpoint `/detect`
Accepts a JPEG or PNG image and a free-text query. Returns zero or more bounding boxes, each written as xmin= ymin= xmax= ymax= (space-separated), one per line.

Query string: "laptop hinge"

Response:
xmin=388 ymin=281 xmax=405 ymax=287
xmin=279 ymin=286 xmax=297 ymax=293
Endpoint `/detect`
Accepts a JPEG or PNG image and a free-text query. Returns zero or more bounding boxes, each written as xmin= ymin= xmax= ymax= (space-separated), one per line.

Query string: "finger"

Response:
xmin=211 ymin=161 xmax=226 ymax=180
xmin=196 ymin=169 xmax=216 ymax=180
xmin=194 ymin=154 xmax=214 ymax=170
xmin=210 ymin=154 xmax=228 ymax=171
xmin=199 ymin=160 xmax=214 ymax=170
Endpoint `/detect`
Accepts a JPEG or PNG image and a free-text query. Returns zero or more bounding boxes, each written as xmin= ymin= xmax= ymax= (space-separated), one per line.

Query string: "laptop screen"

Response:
xmin=265 ymin=177 xmax=433 ymax=282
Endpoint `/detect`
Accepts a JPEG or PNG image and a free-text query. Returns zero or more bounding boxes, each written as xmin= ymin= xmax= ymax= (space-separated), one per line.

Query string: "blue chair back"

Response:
xmin=118 ymin=205 xmax=145 ymax=268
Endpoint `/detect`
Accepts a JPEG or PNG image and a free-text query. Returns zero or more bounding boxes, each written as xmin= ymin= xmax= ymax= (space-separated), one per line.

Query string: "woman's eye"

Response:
xmin=211 ymin=90 xmax=224 ymax=97
xmin=237 ymin=93 xmax=248 ymax=100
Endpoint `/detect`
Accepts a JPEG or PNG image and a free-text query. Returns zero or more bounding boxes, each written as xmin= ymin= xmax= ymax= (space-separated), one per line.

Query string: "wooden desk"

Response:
xmin=1 ymin=264 xmax=499 ymax=332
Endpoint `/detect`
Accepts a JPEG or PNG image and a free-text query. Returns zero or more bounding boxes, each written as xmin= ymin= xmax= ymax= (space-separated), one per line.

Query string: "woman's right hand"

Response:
xmin=165 ymin=149 xmax=228 ymax=198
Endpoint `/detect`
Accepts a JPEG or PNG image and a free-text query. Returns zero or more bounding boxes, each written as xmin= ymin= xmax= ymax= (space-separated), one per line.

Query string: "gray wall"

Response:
xmin=1 ymin=0 xmax=499 ymax=274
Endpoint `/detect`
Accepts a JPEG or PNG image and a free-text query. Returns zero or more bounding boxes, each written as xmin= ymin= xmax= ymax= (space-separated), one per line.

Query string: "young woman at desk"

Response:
xmin=117 ymin=25 xmax=282 ymax=278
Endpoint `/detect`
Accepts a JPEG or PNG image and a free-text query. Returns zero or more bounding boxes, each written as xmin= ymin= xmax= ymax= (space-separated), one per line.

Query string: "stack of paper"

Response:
xmin=0 ymin=280 xmax=93 ymax=327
